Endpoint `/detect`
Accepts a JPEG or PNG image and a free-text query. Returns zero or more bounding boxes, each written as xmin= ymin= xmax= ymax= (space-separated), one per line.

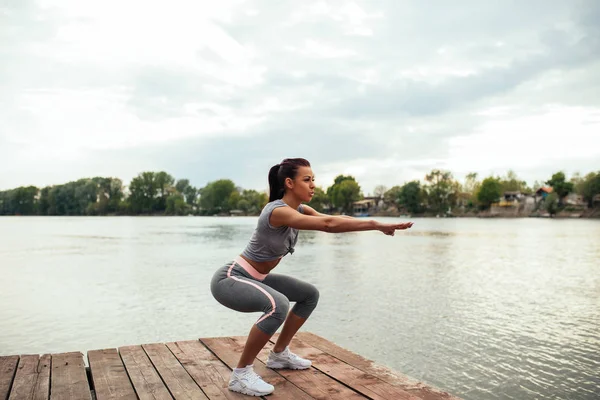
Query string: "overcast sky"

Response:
xmin=2 ymin=0 xmax=599 ymax=195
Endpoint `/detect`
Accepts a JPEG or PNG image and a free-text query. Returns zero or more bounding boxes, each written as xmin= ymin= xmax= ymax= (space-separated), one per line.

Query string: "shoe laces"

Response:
xmin=283 ymin=348 xmax=303 ymax=362
xmin=241 ymin=369 xmax=263 ymax=385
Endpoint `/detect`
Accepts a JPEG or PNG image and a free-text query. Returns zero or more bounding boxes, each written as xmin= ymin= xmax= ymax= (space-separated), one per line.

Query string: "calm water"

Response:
xmin=1 ymin=216 xmax=599 ymax=399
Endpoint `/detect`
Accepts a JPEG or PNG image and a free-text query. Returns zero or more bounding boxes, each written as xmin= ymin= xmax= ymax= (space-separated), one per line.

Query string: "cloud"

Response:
xmin=1 ymin=0 xmax=599 ymax=194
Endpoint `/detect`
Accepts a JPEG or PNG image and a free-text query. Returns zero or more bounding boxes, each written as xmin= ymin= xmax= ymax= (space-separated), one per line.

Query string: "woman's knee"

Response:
xmin=293 ymin=283 xmax=319 ymax=319
xmin=272 ymin=294 xmax=290 ymax=320
xmin=305 ymin=283 xmax=320 ymax=308
xmin=257 ymin=294 xmax=290 ymax=335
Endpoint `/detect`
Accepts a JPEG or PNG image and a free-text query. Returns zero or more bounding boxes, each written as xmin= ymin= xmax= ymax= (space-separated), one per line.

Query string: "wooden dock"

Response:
xmin=0 ymin=332 xmax=460 ymax=400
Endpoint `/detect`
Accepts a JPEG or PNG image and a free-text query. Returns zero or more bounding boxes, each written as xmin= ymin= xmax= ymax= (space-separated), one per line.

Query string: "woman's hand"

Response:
xmin=377 ymin=222 xmax=414 ymax=236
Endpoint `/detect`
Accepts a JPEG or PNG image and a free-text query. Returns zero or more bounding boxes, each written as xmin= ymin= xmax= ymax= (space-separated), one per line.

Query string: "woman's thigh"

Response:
xmin=212 ymin=275 xmax=288 ymax=313
xmin=261 ymin=273 xmax=318 ymax=303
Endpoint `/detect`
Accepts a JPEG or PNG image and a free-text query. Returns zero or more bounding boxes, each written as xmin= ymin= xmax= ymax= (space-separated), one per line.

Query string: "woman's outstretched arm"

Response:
xmin=271 ymin=205 xmax=413 ymax=235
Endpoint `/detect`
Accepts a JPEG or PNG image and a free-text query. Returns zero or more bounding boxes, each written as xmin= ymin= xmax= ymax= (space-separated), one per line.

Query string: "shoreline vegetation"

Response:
xmin=1 ymin=169 xmax=599 ymax=219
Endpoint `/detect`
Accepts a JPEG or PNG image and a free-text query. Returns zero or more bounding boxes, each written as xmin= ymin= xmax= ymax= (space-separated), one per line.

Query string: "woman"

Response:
xmin=210 ymin=158 xmax=413 ymax=396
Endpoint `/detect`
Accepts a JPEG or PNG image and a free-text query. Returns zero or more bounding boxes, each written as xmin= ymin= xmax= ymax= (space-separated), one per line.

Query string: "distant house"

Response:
xmin=535 ymin=187 xmax=553 ymax=202
xmin=352 ymin=198 xmax=379 ymax=216
xmin=494 ymin=191 xmax=523 ymax=207
xmin=504 ymin=191 xmax=523 ymax=201
xmin=564 ymin=193 xmax=585 ymax=207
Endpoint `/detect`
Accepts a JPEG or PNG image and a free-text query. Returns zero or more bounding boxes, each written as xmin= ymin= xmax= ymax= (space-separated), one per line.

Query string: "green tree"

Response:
xmin=53 ymin=182 xmax=81 ymax=215
xmin=571 ymin=172 xmax=583 ymax=193
xmin=200 ymin=179 xmax=236 ymax=215
xmin=175 ymin=178 xmax=198 ymax=206
xmin=91 ymin=177 xmax=124 ymax=214
xmin=477 ymin=177 xmax=502 ymax=209
xmin=228 ymin=190 xmax=241 ymax=211
xmin=175 ymin=179 xmax=190 ymax=193
xmin=464 ymin=172 xmax=479 ymax=194
xmin=578 ymin=171 xmax=600 ymax=207
xmin=399 ymin=181 xmax=424 ymax=214
xmin=128 ymin=172 xmax=157 ymax=214
xmin=545 ymin=192 xmax=558 ymax=216
xmin=75 ymin=179 xmax=98 ymax=215
xmin=166 ymin=193 xmax=187 ymax=215
xmin=106 ymin=178 xmax=124 ymax=213
xmin=462 ymin=172 xmax=481 ymax=208
xmin=240 ymin=189 xmax=268 ymax=214
xmin=15 ymin=186 xmax=39 ymax=215
xmin=307 ymin=187 xmax=328 ymax=212
xmin=501 ymin=170 xmax=530 ymax=193
xmin=424 ymin=170 xmax=456 ymax=214
xmin=546 ymin=171 xmax=574 ymax=205
xmin=0 ymin=187 xmax=38 ymax=215
xmin=38 ymin=187 xmax=51 ymax=215
xmin=326 ymin=175 xmax=355 ymax=199
xmin=154 ymin=172 xmax=175 ymax=212
xmin=327 ymin=175 xmax=362 ymax=214
xmin=383 ymin=186 xmax=402 ymax=207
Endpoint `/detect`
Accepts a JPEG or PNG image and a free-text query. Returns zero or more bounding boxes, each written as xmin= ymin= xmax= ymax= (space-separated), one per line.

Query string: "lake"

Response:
xmin=0 ymin=216 xmax=599 ymax=399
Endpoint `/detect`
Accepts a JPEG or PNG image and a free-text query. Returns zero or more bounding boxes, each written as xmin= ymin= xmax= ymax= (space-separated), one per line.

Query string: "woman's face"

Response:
xmin=288 ymin=166 xmax=315 ymax=202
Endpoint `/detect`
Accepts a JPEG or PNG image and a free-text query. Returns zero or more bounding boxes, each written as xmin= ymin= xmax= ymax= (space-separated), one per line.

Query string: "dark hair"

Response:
xmin=268 ymin=158 xmax=311 ymax=202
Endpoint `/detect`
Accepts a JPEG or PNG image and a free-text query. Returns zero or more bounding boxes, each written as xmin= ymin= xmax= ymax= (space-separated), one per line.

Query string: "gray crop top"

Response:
xmin=241 ymin=199 xmax=304 ymax=262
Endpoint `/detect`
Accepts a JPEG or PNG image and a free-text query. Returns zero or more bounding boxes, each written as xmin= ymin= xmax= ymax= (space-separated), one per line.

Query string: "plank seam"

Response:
xmin=4 ymin=356 xmax=19 ymax=400
xmin=48 ymin=355 xmax=53 ymax=400
xmin=43 ymin=355 xmax=52 ymax=400
xmin=163 ymin=341 xmax=212 ymax=399
xmin=32 ymin=357 xmax=41 ymax=399
xmin=31 ymin=355 xmax=46 ymax=400
xmin=85 ymin=365 xmax=95 ymax=394
xmin=140 ymin=344 xmax=176 ymax=400
xmin=115 ymin=349 xmax=141 ymax=400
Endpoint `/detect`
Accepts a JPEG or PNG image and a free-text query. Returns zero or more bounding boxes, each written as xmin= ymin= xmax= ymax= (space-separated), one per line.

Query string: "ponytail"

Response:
xmin=268 ymin=164 xmax=284 ymax=202
xmin=267 ymin=158 xmax=311 ymax=202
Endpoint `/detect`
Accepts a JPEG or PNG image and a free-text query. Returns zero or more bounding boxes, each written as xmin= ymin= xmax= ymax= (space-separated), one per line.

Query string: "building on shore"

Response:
xmin=352 ymin=197 xmax=383 ymax=216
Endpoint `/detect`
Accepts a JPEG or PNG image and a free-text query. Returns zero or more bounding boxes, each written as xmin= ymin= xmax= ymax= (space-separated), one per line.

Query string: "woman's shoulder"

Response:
xmin=264 ymin=199 xmax=303 ymax=213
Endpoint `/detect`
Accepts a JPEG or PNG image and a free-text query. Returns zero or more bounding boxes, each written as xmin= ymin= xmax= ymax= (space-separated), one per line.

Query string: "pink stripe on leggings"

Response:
xmin=227 ymin=261 xmax=276 ymax=325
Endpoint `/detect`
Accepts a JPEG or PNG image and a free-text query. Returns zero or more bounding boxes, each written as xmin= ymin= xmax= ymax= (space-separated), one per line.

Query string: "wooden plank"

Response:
xmin=119 ymin=345 xmax=173 ymax=400
xmin=142 ymin=343 xmax=208 ymax=400
xmin=166 ymin=341 xmax=246 ymax=400
xmin=229 ymin=336 xmax=367 ymax=400
xmin=88 ymin=348 xmax=137 ymax=400
xmin=50 ymin=352 xmax=92 ymax=400
xmin=199 ymin=337 xmax=313 ymax=400
xmin=0 ymin=356 xmax=19 ymax=400
xmin=8 ymin=354 xmax=50 ymax=400
xmin=270 ymin=336 xmax=420 ymax=400
xmin=296 ymin=332 xmax=460 ymax=400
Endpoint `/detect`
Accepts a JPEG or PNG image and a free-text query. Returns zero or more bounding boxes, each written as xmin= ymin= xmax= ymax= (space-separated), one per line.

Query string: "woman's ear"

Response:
xmin=285 ymin=177 xmax=293 ymax=189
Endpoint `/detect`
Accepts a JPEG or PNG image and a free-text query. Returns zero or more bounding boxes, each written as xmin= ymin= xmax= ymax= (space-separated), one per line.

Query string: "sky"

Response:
xmin=2 ymin=0 xmax=599 ymax=195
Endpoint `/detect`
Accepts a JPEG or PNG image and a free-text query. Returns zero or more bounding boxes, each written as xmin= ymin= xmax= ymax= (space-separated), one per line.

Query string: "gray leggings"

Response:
xmin=210 ymin=259 xmax=319 ymax=335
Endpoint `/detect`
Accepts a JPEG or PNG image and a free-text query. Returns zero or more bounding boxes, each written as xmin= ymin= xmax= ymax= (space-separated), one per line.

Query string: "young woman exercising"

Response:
xmin=210 ymin=158 xmax=413 ymax=396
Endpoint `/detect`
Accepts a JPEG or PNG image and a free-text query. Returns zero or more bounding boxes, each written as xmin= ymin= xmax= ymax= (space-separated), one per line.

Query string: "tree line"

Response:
xmin=1 ymin=169 xmax=599 ymax=216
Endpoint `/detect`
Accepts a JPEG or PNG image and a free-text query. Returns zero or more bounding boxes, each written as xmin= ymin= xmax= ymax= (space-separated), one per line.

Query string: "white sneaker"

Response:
xmin=228 ymin=366 xmax=274 ymax=396
xmin=266 ymin=347 xmax=312 ymax=370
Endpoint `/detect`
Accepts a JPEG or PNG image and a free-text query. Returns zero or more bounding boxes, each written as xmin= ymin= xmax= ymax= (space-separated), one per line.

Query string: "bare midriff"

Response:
xmin=239 ymin=254 xmax=282 ymax=275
